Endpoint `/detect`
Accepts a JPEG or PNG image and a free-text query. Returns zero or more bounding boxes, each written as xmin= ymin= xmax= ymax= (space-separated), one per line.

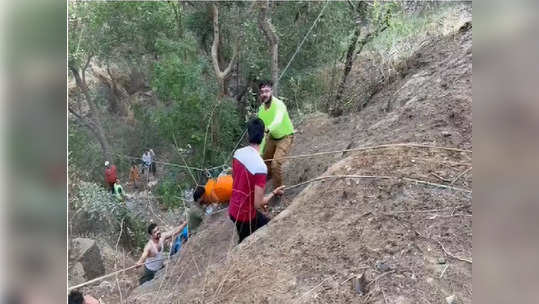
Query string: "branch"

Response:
xmin=68 ymin=105 xmax=84 ymax=121
xmin=210 ymin=3 xmax=222 ymax=77
xmin=81 ymin=53 xmax=94 ymax=85
xmin=69 ymin=65 xmax=82 ymax=88
xmin=222 ymin=43 xmax=238 ymax=77
xmin=346 ymin=0 xmax=356 ymax=11
xmin=68 ymin=106 xmax=100 ymax=139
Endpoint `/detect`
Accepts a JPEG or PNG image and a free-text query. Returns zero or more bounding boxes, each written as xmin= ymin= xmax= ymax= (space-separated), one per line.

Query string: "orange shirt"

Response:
xmin=203 ymin=175 xmax=233 ymax=204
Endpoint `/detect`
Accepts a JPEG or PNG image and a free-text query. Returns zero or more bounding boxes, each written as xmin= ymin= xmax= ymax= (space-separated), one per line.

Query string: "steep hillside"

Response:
xmin=126 ymin=20 xmax=472 ymax=304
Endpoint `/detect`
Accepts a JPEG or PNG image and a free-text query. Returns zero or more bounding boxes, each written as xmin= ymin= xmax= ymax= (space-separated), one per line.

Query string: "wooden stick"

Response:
xmin=415 ymin=230 xmax=472 ymax=264
xmin=450 ymin=167 xmax=472 ymax=185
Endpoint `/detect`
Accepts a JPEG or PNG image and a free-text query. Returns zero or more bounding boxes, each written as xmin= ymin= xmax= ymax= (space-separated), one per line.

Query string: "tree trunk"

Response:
xmin=258 ymin=1 xmax=280 ymax=95
xmin=210 ymin=3 xmax=238 ymax=101
xmin=331 ymin=24 xmax=361 ymax=117
xmin=170 ymin=1 xmax=183 ymax=38
xmin=330 ymin=3 xmax=390 ymax=117
xmin=69 ymin=61 xmax=113 ymax=162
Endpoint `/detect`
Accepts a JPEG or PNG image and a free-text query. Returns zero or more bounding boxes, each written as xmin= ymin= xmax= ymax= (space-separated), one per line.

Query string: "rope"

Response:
xmin=119 ymin=143 xmax=470 ymax=174
xmin=117 ymin=153 xmax=206 ymax=171
xmin=279 ymin=0 xmax=329 ymax=81
xmin=221 ymin=127 xmax=247 ymax=168
xmin=172 ymin=133 xmax=198 ymax=186
xmin=68 ymin=262 xmax=146 ymax=291
xmin=284 ymin=174 xmax=472 ymax=194
xmin=263 ymin=143 xmax=472 ymax=162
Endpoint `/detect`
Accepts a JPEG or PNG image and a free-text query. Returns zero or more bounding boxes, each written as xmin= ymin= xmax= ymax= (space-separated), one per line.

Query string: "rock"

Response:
xmin=445 ymin=294 xmax=457 ymax=304
xmin=442 ymin=131 xmax=452 ymax=137
xmin=97 ymin=280 xmax=114 ymax=294
xmin=351 ymin=272 xmax=367 ymax=295
xmin=72 ymin=238 xmax=106 ymax=280
xmin=375 ymin=260 xmax=391 ymax=272
xmin=438 ymin=257 xmax=447 ymax=264
xmin=69 ymin=262 xmax=85 ymax=285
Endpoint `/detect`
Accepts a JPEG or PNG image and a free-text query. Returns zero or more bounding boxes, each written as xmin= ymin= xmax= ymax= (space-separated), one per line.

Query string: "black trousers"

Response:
xmin=139 ymin=266 xmax=156 ymax=285
xmin=230 ymin=211 xmax=269 ymax=243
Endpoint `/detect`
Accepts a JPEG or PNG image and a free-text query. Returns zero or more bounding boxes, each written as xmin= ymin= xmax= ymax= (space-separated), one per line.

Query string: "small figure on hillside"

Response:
xmin=257 ymin=80 xmax=295 ymax=188
xmin=129 ymin=161 xmax=140 ymax=189
xmin=68 ymin=290 xmax=100 ymax=304
xmin=141 ymin=149 xmax=156 ymax=177
xmin=113 ymin=178 xmax=126 ymax=202
xmin=229 ymin=118 xmax=285 ymax=243
xmin=104 ymin=161 xmax=117 ymax=194
xmin=136 ymin=221 xmax=187 ymax=285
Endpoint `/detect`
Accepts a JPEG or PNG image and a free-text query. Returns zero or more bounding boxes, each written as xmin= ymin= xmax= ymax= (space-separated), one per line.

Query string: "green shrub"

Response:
xmin=72 ymin=181 xmax=147 ymax=250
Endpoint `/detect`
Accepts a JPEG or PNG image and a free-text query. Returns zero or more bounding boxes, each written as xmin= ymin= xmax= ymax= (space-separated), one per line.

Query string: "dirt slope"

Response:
xmin=126 ymin=21 xmax=472 ymax=304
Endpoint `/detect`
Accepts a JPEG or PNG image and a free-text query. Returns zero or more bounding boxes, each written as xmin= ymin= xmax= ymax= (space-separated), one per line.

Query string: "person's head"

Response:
xmin=193 ymin=185 xmax=206 ymax=204
xmin=105 ymin=161 xmax=110 ymax=168
xmin=68 ymin=290 xmax=84 ymax=304
xmin=247 ymin=117 xmax=265 ymax=145
xmin=147 ymin=223 xmax=161 ymax=240
xmin=258 ymin=80 xmax=273 ymax=104
xmin=115 ymin=178 xmax=120 ymax=184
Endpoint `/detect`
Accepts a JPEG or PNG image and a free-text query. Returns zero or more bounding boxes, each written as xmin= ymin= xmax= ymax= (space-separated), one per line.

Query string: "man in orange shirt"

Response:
xmin=193 ymin=174 xmax=234 ymax=205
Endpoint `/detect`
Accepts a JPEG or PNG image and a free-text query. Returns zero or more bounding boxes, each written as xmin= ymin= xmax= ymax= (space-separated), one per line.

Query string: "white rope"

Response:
xmin=279 ymin=0 xmax=330 ymax=81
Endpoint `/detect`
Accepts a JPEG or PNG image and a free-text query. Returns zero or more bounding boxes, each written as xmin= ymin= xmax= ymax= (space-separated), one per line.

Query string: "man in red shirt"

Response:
xmin=229 ymin=118 xmax=285 ymax=243
xmin=104 ymin=161 xmax=117 ymax=193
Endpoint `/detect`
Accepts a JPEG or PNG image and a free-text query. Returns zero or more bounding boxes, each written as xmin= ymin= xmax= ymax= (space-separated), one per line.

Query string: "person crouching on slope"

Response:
xmin=228 ymin=118 xmax=285 ymax=243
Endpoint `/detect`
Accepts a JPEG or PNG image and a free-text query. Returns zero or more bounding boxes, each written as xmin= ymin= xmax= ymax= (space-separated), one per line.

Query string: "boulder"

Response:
xmin=71 ymin=238 xmax=106 ymax=280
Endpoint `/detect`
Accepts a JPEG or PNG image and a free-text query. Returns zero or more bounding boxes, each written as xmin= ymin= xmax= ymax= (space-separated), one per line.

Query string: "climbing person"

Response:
xmin=129 ymin=161 xmax=140 ymax=189
xmin=113 ymin=178 xmax=126 ymax=202
xmin=229 ymin=118 xmax=285 ymax=243
xmin=189 ymin=187 xmax=207 ymax=231
xmin=68 ymin=290 xmax=99 ymax=304
xmin=169 ymin=184 xmax=212 ymax=256
xmin=104 ymin=161 xmax=117 ymax=193
xmin=194 ymin=174 xmax=234 ymax=205
xmin=257 ymin=80 xmax=294 ymax=188
xmin=136 ymin=221 xmax=187 ymax=285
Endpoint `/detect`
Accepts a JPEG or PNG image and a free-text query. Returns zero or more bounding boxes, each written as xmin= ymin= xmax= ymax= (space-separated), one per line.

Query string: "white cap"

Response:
xmin=105 ymin=161 xmax=110 ymax=166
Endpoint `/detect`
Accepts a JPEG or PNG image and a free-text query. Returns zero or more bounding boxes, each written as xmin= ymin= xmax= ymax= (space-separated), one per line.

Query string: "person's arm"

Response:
xmin=267 ymin=99 xmax=286 ymax=132
xmin=161 ymin=221 xmax=187 ymax=241
xmin=254 ymin=185 xmax=285 ymax=210
xmin=136 ymin=244 xmax=150 ymax=266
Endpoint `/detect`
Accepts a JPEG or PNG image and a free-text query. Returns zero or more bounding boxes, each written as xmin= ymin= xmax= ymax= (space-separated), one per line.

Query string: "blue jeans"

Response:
xmin=170 ymin=226 xmax=189 ymax=256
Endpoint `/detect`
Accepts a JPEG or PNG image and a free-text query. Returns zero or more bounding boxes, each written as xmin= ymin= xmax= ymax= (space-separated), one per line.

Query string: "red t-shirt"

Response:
xmin=228 ymin=146 xmax=267 ymax=222
xmin=105 ymin=165 xmax=117 ymax=184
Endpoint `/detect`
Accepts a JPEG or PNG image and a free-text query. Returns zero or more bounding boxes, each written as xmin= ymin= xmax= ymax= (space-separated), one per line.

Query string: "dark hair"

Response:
xmin=68 ymin=290 xmax=84 ymax=304
xmin=258 ymin=79 xmax=273 ymax=90
xmin=147 ymin=223 xmax=157 ymax=235
xmin=247 ymin=118 xmax=265 ymax=145
xmin=193 ymin=185 xmax=206 ymax=203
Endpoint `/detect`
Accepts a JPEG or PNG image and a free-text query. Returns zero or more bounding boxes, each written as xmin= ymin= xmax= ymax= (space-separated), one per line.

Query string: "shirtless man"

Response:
xmin=136 ymin=221 xmax=187 ymax=285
